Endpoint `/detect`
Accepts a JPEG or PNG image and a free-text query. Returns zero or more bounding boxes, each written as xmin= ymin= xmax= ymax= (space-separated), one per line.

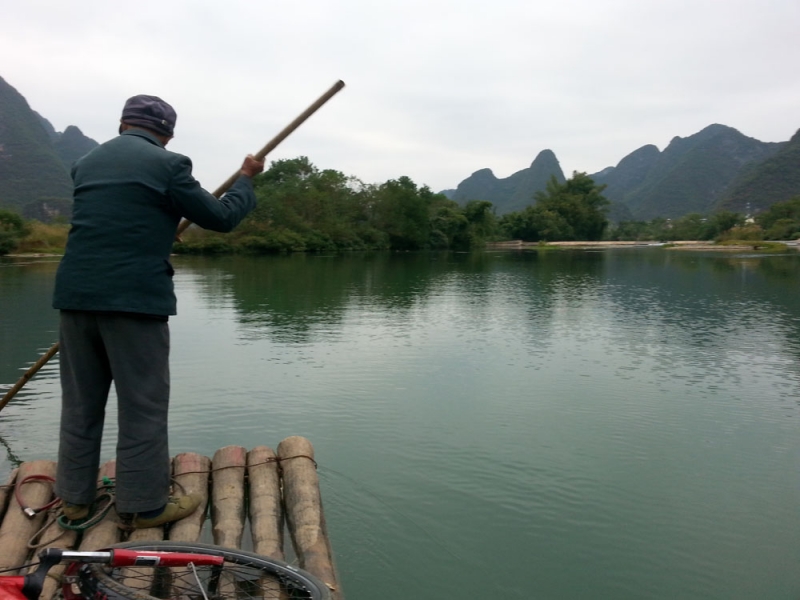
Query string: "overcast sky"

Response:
xmin=1 ymin=0 xmax=798 ymax=192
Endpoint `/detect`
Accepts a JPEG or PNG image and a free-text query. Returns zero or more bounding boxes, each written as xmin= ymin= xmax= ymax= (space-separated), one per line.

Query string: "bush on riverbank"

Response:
xmin=0 ymin=209 xmax=32 ymax=255
xmin=12 ymin=220 xmax=69 ymax=254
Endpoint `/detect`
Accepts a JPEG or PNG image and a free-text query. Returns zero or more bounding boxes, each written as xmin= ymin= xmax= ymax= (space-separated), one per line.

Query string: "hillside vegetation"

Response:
xmin=716 ymin=128 xmax=800 ymax=214
xmin=593 ymin=124 xmax=783 ymax=219
xmin=0 ymin=76 xmax=73 ymax=211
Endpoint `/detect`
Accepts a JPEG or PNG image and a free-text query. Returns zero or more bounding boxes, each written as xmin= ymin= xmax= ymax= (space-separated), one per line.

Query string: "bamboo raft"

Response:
xmin=0 ymin=436 xmax=341 ymax=600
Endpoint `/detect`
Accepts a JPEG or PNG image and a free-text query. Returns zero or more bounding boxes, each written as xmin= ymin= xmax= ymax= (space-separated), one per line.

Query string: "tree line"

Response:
xmin=178 ymin=160 xmax=615 ymax=253
xmin=2 ymin=157 xmax=799 ymax=256
xmin=176 ymin=157 xmax=497 ymax=254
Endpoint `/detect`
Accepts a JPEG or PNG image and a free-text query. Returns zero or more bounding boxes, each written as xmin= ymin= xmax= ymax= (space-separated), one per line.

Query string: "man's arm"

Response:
xmin=167 ymin=154 xmax=265 ymax=232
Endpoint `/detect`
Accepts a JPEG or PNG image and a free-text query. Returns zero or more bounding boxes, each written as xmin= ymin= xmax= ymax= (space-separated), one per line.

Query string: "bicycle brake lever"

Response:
xmin=22 ymin=549 xmax=63 ymax=600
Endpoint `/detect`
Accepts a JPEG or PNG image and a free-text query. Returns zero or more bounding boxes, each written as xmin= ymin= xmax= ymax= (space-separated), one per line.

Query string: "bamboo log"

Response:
xmin=167 ymin=453 xmax=210 ymax=542
xmin=162 ymin=453 xmax=210 ymax=598
xmin=0 ymin=468 xmax=18 ymax=523
xmin=78 ymin=461 xmax=120 ymax=550
xmin=27 ymin=510 xmax=79 ymax=600
xmin=121 ymin=502 xmax=166 ymax=593
xmin=127 ymin=522 xmax=164 ymax=542
xmin=278 ymin=436 xmax=340 ymax=598
xmin=175 ymin=80 xmax=346 ymax=236
xmin=247 ymin=446 xmax=284 ymax=560
xmin=0 ymin=460 xmax=56 ymax=572
xmin=211 ymin=446 xmax=246 ymax=548
xmin=121 ymin=527 xmax=164 ymax=594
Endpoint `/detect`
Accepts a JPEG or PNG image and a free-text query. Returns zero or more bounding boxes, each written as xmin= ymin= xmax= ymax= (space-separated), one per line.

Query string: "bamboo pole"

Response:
xmin=278 ymin=436 xmax=340 ymax=599
xmin=247 ymin=446 xmax=284 ymax=560
xmin=0 ymin=460 xmax=57 ymax=572
xmin=0 ymin=344 xmax=60 ymax=413
xmin=176 ymin=80 xmax=345 ymax=236
xmin=211 ymin=445 xmax=247 ymax=549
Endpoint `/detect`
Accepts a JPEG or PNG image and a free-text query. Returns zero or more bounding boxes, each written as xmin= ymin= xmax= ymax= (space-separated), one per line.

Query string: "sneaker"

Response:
xmin=132 ymin=493 xmax=202 ymax=528
xmin=62 ymin=502 xmax=90 ymax=521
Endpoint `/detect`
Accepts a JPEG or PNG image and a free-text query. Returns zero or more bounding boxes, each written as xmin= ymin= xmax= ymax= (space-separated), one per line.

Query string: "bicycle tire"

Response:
xmin=74 ymin=541 xmax=331 ymax=600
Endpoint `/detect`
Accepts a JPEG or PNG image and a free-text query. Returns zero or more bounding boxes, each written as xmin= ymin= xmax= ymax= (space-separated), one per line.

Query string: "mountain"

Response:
xmin=0 ymin=76 xmax=73 ymax=211
xmin=0 ymin=76 xmax=98 ymax=219
xmin=591 ymin=124 xmax=784 ymax=220
xmin=443 ymin=124 xmax=794 ymax=221
xmin=446 ymin=149 xmax=565 ymax=214
xmin=715 ymin=128 xmax=800 ymax=214
xmin=53 ymin=125 xmax=98 ymax=168
xmin=590 ymin=144 xmax=660 ymax=203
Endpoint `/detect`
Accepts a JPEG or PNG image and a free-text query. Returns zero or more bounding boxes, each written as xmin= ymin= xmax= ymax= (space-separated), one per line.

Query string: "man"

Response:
xmin=52 ymin=94 xmax=264 ymax=527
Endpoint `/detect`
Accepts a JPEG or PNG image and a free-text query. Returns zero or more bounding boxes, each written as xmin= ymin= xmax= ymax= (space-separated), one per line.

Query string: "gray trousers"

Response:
xmin=55 ymin=311 xmax=171 ymax=513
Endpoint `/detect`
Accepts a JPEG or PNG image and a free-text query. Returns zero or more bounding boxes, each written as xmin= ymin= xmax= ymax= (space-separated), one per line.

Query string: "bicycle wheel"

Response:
xmin=73 ymin=541 xmax=331 ymax=600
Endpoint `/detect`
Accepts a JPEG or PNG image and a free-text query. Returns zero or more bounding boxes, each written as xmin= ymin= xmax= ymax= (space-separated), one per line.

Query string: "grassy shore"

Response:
xmin=487 ymin=240 xmax=796 ymax=252
xmin=14 ymin=222 xmax=69 ymax=254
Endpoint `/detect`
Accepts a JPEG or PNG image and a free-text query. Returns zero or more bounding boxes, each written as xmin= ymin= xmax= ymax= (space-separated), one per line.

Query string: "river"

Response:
xmin=1 ymin=249 xmax=799 ymax=599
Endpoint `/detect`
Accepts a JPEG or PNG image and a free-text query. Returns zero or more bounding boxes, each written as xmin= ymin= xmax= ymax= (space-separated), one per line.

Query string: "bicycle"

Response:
xmin=0 ymin=541 xmax=331 ymax=600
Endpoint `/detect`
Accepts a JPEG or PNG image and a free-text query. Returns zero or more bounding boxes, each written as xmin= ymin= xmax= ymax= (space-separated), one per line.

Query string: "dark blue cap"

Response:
xmin=120 ymin=94 xmax=177 ymax=136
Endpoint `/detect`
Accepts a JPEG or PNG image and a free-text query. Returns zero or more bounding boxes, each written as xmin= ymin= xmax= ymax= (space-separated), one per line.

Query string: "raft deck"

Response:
xmin=0 ymin=436 xmax=340 ymax=599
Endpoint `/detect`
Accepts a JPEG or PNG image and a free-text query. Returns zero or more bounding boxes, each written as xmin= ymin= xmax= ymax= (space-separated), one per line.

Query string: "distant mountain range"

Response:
xmin=0 ymin=76 xmax=97 ymax=219
xmin=443 ymin=124 xmax=800 ymax=220
xmin=3 ymin=73 xmax=800 ymax=223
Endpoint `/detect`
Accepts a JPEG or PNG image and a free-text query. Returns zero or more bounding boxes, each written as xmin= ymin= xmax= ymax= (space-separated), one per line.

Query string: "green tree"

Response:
xmin=462 ymin=200 xmax=498 ymax=247
xmin=429 ymin=202 xmax=468 ymax=249
xmin=670 ymin=213 xmax=706 ymax=240
xmin=500 ymin=172 xmax=610 ymax=241
xmin=0 ymin=209 xmax=29 ymax=255
xmin=370 ymin=177 xmax=432 ymax=250
xmin=607 ymin=220 xmax=649 ymax=241
xmin=755 ymin=197 xmax=800 ymax=239
xmin=706 ymin=211 xmax=744 ymax=239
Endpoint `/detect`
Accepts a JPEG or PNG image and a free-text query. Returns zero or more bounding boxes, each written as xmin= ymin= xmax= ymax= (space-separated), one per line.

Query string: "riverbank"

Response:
xmin=488 ymin=240 xmax=799 ymax=251
xmin=7 ymin=240 xmax=799 ymax=259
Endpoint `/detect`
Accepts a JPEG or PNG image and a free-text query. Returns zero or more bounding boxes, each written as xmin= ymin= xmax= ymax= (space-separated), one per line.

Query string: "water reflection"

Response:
xmin=0 ymin=259 xmax=60 ymax=388
xmin=172 ymin=250 xmax=800 ymax=375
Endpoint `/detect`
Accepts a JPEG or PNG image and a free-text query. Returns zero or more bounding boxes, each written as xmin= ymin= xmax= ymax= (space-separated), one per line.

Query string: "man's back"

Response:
xmin=53 ymin=128 xmax=256 ymax=316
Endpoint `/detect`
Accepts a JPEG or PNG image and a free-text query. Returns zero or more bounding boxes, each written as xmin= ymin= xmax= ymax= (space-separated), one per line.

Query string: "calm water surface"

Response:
xmin=1 ymin=250 xmax=799 ymax=599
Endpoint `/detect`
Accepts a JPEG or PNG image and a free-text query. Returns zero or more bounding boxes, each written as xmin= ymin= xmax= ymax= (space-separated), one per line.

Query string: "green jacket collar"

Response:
xmin=121 ymin=128 xmax=165 ymax=148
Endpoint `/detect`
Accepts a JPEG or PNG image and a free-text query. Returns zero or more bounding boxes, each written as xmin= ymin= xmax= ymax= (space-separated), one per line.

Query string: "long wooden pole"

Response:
xmin=0 ymin=80 xmax=346 ymax=411
xmin=0 ymin=343 xmax=59 ymax=412
xmin=177 ymin=79 xmax=345 ymax=235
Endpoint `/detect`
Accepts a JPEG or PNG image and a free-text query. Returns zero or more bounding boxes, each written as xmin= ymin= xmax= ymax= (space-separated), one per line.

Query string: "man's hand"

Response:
xmin=240 ymin=154 xmax=265 ymax=178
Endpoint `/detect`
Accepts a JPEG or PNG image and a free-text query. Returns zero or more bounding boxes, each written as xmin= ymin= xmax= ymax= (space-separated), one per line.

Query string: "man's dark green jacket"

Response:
xmin=53 ymin=129 xmax=256 ymax=316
